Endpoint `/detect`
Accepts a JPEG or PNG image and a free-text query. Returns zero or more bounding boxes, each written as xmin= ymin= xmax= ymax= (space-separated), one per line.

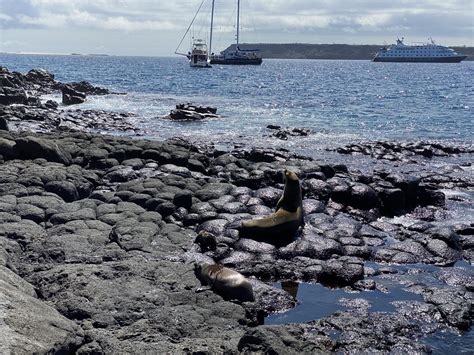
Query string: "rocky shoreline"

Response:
xmin=0 ymin=67 xmax=472 ymax=353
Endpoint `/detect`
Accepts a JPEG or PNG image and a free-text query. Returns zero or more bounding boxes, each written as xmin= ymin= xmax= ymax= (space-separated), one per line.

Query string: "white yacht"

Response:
xmin=373 ymin=38 xmax=467 ymax=63
xmin=189 ymin=39 xmax=211 ymax=68
xmin=175 ymin=1 xmax=211 ymax=68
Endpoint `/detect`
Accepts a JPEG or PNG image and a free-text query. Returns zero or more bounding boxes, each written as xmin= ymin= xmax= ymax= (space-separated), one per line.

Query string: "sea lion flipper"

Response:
xmin=275 ymin=197 xmax=283 ymax=212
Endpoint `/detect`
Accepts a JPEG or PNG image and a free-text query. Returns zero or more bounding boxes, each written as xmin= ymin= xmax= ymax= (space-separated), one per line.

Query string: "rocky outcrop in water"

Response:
xmin=266 ymin=125 xmax=312 ymax=140
xmin=0 ymin=67 xmax=111 ymax=107
xmin=164 ymin=103 xmax=219 ymax=120
xmin=0 ymin=67 xmax=134 ymax=133
xmin=67 ymin=80 xmax=110 ymax=95
xmin=61 ymin=85 xmax=86 ymax=105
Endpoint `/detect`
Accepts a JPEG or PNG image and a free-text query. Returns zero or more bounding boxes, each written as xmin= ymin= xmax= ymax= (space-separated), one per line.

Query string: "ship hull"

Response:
xmin=373 ymin=56 xmax=466 ymax=63
xmin=210 ymin=58 xmax=263 ymax=65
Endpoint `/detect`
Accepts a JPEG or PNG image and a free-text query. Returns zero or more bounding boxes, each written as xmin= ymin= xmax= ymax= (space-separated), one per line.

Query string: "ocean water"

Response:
xmin=1 ymin=54 xmax=473 ymax=156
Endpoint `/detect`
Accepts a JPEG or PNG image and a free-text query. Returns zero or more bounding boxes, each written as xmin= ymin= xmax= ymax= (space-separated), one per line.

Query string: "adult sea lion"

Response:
xmin=194 ymin=263 xmax=255 ymax=302
xmin=237 ymin=169 xmax=303 ymax=246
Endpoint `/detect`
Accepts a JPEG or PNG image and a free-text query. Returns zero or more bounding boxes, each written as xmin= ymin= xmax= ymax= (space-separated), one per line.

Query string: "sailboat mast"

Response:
xmin=236 ymin=0 xmax=240 ymax=49
xmin=209 ymin=0 xmax=215 ymax=56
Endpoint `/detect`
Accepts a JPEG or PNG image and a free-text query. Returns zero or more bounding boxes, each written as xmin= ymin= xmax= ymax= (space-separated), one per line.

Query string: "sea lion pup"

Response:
xmin=236 ymin=169 xmax=303 ymax=246
xmin=194 ymin=230 xmax=217 ymax=252
xmin=194 ymin=263 xmax=255 ymax=302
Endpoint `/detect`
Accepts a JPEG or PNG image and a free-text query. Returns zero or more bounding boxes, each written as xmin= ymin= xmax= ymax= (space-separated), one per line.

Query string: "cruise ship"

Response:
xmin=373 ymin=38 xmax=467 ymax=63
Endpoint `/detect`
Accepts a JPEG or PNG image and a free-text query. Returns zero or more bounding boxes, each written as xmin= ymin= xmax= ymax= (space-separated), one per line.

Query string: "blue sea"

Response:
xmin=1 ymin=54 xmax=473 ymax=157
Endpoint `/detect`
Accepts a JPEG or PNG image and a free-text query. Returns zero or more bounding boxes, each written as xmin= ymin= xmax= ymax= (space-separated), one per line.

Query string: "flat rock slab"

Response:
xmin=0 ymin=266 xmax=84 ymax=354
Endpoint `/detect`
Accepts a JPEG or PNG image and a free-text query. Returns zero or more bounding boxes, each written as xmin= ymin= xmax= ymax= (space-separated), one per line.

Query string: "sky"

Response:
xmin=0 ymin=0 xmax=473 ymax=56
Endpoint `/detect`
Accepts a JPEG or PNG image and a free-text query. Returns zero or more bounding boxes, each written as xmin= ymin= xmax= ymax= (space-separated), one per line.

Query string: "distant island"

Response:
xmin=227 ymin=43 xmax=474 ymax=61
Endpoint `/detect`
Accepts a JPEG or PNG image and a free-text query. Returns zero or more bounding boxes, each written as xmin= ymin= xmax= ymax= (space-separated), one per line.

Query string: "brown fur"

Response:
xmin=239 ymin=169 xmax=303 ymax=245
xmin=195 ymin=263 xmax=255 ymax=302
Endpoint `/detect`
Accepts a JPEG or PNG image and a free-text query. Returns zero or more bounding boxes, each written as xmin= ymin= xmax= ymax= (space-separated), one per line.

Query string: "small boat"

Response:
xmin=175 ymin=1 xmax=211 ymax=68
xmin=373 ymin=37 xmax=467 ymax=63
xmin=189 ymin=39 xmax=211 ymax=68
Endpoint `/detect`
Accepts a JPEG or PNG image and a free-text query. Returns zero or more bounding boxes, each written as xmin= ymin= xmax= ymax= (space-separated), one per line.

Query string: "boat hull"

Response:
xmin=190 ymin=62 xmax=212 ymax=68
xmin=373 ymin=56 xmax=467 ymax=63
xmin=210 ymin=58 xmax=263 ymax=65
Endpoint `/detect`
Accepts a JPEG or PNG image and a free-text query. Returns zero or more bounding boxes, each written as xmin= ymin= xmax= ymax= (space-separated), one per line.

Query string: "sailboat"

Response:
xmin=175 ymin=0 xmax=262 ymax=67
xmin=209 ymin=0 xmax=263 ymax=65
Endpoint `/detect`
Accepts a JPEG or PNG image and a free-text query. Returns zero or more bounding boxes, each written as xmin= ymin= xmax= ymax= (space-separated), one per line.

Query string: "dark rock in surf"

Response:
xmin=25 ymin=68 xmax=55 ymax=83
xmin=267 ymin=126 xmax=312 ymax=140
xmin=68 ymin=81 xmax=110 ymax=95
xmin=0 ymin=87 xmax=28 ymax=105
xmin=164 ymin=103 xmax=219 ymax=120
xmin=62 ymin=85 xmax=86 ymax=105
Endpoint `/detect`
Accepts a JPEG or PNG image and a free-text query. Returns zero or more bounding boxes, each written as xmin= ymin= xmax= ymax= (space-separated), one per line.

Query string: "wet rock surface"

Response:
xmin=0 ymin=67 xmax=472 ymax=353
xmin=163 ymin=103 xmax=219 ymax=120
xmin=0 ymin=67 xmax=133 ymax=133
xmin=2 ymin=105 xmax=136 ymax=133
xmin=333 ymin=140 xmax=474 ymax=161
xmin=61 ymin=85 xmax=87 ymax=105
xmin=265 ymin=125 xmax=312 ymax=140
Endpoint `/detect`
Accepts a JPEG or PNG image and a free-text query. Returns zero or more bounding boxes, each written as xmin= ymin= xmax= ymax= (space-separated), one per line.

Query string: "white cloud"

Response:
xmin=18 ymin=13 xmax=67 ymax=27
xmin=0 ymin=13 xmax=13 ymax=21
xmin=1 ymin=0 xmax=472 ymax=55
xmin=355 ymin=13 xmax=392 ymax=27
xmin=4 ymin=0 xmax=473 ymax=35
xmin=102 ymin=16 xmax=177 ymax=31
xmin=17 ymin=8 xmax=179 ymax=31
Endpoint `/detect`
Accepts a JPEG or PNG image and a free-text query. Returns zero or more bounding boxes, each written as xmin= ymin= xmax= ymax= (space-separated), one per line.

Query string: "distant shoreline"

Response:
xmin=2 ymin=43 xmax=473 ymax=60
xmin=230 ymin=43 xmax=474 ymax=61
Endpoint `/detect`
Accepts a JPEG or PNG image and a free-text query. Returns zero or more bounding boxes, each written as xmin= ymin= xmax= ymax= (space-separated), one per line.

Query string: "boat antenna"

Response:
xmin=175 ymin=0 xmax=206 ymax=56
xmin=209 ymin=0 xmax=215 ymax=55
xmin=236 ymin=0 xmax=240 ymax=50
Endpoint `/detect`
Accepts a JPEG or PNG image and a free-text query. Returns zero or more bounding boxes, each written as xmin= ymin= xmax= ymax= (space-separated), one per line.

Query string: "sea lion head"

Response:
xmin=284 ymin=169 xmax=299 ymax=183
xmin=194 ymin=263 xmax=223 ymax=281
xmin=277 ymin=169 xmax=302 ymax=212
